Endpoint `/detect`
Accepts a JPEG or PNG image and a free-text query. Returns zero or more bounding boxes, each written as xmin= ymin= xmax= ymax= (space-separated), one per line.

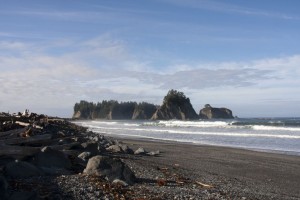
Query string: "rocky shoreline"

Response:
xmin=0 ymin=112 xmax=223 ymax=199
xmin=1 ymin=112 xmax=300 ymax=199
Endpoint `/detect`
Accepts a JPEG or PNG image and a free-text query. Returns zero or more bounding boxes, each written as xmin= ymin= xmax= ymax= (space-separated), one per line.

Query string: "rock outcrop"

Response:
xmin=73 ymin=100 xmax=157 ymax=120
xmin=199 ymin=104 xmax=234 ymax=119
xmin=151 ymin=90 xmax=199 ymax=120
xmin=132 ymin=102 xmax=157 ymax=120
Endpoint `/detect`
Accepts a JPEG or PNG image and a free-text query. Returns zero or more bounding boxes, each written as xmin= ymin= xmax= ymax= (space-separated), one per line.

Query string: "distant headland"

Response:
xmin=73 ymin=89 xmax=234 ymax=120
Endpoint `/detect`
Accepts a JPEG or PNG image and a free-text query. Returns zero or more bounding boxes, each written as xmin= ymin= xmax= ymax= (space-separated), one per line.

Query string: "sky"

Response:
xmin=0 ymin=0 xmax=300 ymax=118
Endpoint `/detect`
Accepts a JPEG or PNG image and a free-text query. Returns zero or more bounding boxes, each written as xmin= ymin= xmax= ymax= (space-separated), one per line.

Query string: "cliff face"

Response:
xmin=199 ymin=105 xmax=233 ymax=119
xmin=151 ymin=90 xmax=198 ymax=120
xmin=132 ymin=103 xmax=157 ymax=120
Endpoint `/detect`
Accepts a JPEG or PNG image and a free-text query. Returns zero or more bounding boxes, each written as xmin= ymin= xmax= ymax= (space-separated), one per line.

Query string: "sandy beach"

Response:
xmin=117 ymin=137 xmax=300 ymax=199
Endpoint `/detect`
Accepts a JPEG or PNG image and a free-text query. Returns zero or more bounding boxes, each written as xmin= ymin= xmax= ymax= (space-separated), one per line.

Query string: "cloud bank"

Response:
xmin=0 ymin=35 xmax=299 ymax=117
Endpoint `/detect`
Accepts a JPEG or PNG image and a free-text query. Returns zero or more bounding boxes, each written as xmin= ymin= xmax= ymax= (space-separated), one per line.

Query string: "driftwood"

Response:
xmin=0 ymin=134 xmax=52 ymax=146
xmin=0 ymin=144 xmax=40 ymax=159
xmin=0 ymin=128 xmax=27 ymax=139
xmin=15 ymin=121 xmax=43 ymax=129
xmin=195 ymin=181 xmax=213 ymax=188
xmin=49 ymin=142 xmax=81 ymax=151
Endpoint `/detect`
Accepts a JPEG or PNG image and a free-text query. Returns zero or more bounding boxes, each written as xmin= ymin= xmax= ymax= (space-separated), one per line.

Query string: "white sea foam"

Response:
xmin=73 ymin=119 xmax=300 ymax=155
xmin=252 ymin=125 xmax=300 ymax=132
xmin=143 ymin=120 xmax=229 ymax=128
xmin=87 ymin=125 xmax=300 ymax=139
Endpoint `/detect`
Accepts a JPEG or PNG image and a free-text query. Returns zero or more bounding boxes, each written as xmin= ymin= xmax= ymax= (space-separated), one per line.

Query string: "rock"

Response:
xmin=119 ymin=144 xmax=134 ymax=154
xmin=78 ymin=151 xmax=92 ymax=162
xmin=4 ymin=160 xmax=42 ymax=178
xmin=147 ymin=150 xmax=160 ymax=156
xmin=34 ymin=146 xmax=71 ymax=169
xmin=0 ymin=175 xmax=9 ymax=200
xmin=83 ymin=155 xmax=136 ymax=185
xmin=151 ymin=90 xmax=198 ymax=120
xmin=80 ymin=142 xmax=100 ymax=155
xmin=134 ymin=147 xmax=146 ymax=155
xmin=132 ymin=102 xmax=157 ymax=120
xmin=106 ymin=145 xmax=123 ymax=153
xmin=199 ymin=104 xmax=234 ymax=119
xmin=112 ymin=179 xmax=129 ymax=187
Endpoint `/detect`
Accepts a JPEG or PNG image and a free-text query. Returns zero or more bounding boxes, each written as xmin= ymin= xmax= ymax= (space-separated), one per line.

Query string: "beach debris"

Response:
xmin=195 ymin=181 xmax=213 ymax=188
xmin=157 ymin=178 xmax=167 ymax=186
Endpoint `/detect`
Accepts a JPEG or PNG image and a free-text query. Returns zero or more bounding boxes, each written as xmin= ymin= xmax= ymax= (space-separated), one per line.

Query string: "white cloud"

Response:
xmin=0 ymin=36 xmax=299 ymax=117
xmin=161 ymin=0 xmax=300 ymax=20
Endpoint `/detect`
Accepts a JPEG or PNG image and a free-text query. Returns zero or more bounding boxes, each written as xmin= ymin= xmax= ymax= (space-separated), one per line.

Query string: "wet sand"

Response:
xmin=119 ymin=137 xmax=300 ymax=199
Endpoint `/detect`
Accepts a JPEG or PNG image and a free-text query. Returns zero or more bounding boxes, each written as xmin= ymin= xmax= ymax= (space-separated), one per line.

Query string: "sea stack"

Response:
xmin=151 ymin=90 xmax=199 ymax=120
xmin=199 ymin=104 xmax=234 ymax=119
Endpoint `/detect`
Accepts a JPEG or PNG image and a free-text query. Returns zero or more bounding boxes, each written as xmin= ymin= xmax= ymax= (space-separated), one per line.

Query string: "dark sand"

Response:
xmin=119 ymin=137 xmax=300 ymax=199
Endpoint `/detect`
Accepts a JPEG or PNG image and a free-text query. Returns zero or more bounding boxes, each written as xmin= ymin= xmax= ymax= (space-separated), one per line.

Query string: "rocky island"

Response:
xmin=151 ymin=89 xmax=198 ymax=120
xmin=199 ymin=104 xmax=234 ymax=119
xmin=73 ymin=89 xmax=234 ymax=120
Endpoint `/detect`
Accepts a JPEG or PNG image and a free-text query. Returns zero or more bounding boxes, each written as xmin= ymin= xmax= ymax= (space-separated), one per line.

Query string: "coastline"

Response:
xmin=2 ymin=113 xmax=299 ymax=199
xmin=112 ymin=134 xmax=300 ymax=199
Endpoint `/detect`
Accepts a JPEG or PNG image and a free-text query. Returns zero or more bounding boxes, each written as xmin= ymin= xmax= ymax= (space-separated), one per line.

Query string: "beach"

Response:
xmin=2 ymin=114 xmax=300 ymax=199
xmin=119 ymin=137 xmax=300 ymax=199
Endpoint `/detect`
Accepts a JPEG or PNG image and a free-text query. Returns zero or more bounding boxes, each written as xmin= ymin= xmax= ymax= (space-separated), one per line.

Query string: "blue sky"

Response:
xmin=0 ymin=0 xmax=300 ymax=117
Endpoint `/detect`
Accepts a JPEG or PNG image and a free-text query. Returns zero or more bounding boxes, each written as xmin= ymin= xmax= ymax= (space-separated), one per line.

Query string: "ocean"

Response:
xmin=74 ymin=118 xmax=300 ymax=156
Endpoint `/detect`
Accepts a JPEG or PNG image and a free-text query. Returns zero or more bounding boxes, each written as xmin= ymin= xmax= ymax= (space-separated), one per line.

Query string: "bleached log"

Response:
xmin=195 ymin=181 xmax=213 ymax=188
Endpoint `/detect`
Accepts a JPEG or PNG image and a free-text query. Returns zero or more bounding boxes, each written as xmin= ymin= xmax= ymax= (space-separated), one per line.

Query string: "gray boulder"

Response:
xmin=80 ymin=142 xmax=100 ymax=155
xmin=134 ymin=147 xmax=146 ymax=155
xmin=4 ymin=160 xmax=42 ymax=178
xmin=147 ymin=150 xmax=160 ymax=156
xmin=106 ymin=145 xmax=123 ymax=153
xmin=77 ymin=151 xmax=92 ymax=162
xmin=119 ymin=144 xmax=134 ymax=154
xmin=83 ymin=155 xmax=136 ymax=185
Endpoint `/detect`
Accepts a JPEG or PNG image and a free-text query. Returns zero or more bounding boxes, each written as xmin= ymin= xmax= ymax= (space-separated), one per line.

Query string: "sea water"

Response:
xmin=74 ymin=118 xmax=300 ymax=156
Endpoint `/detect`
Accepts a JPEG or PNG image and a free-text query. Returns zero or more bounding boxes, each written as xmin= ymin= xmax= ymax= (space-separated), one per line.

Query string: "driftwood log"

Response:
xmin=0 ymin=144 xmax=40 ymax=159
xmin=0 ymin=134 xmax=52 ymax=146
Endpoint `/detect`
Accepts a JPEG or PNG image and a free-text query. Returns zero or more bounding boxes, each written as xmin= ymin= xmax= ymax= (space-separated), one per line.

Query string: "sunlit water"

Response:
xmin=74 ymin=118 xmax=300 ymax=156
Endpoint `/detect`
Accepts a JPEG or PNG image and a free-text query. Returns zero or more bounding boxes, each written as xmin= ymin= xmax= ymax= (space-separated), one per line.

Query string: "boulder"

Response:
xmin=199 ymin=104 xmax=234 ymax=119
xmin=83 ymin=155 xmax=136 ymax=185
xmin=134 ymin=147 xmax=146 ymax=155
xmin=80 ymin=142 xmax=100 ymax=155
xmin=4 ymin=160 xmax=42 ymax=178
xmin=77 ymin=151 xmax=92 ymax=162
xmin=119 ymin=144 xmax=134 ymax=154
xmin=34 ymin=146 xmax=71 ymax=169
xmin=151 ymin=90 xmax=198 ymax=120
xmin=106 ymin=145 xmax=123 ymax=153
xmin=147 ymin=150 xmax=160 ymax=156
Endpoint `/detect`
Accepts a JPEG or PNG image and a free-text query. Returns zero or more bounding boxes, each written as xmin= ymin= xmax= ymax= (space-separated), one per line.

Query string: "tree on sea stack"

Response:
xmin=151 ymin=89 xmax=199 ymax=120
